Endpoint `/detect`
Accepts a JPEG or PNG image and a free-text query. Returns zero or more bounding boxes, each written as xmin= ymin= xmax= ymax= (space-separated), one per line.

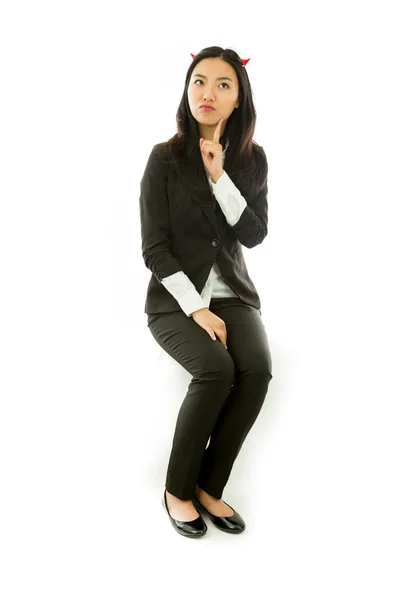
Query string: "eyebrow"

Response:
xmin=192 ymin=73 xmax=233 ymax=82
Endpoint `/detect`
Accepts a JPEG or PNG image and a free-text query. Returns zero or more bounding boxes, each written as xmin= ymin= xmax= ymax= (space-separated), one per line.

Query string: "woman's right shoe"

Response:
xmin=162 ymin=489 xmax=207 ymax=538
xmin=192 ymin=496 xmax=246 ymax=534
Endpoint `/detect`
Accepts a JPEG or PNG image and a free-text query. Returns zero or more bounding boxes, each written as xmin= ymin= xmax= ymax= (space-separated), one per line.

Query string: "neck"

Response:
xmin=198 ymin=122 xmax=226 ymax=141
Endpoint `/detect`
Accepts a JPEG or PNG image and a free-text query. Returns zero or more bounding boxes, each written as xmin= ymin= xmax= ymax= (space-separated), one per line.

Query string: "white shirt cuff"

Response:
xmin=161 ymin=271 xmax=208 ymax=316
xmin=209 ymin=171 xmax=247 ymax=226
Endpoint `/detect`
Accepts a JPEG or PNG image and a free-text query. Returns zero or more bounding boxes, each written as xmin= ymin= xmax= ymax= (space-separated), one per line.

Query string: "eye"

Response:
xmin=194 ymin=79 xmax=229 ymax=89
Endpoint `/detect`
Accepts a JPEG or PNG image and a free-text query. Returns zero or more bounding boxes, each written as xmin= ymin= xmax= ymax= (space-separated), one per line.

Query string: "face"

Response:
xmin=187 ymin=58 xmax=239 ymax=140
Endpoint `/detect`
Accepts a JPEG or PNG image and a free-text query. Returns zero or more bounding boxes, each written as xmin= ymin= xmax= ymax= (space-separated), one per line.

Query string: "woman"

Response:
xmin=139 ymin=46 xmax=273 ymax=538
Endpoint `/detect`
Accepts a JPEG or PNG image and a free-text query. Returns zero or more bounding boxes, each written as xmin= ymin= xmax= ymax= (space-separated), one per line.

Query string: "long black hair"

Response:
xmin=158 ymin=45 xmax=268 ymax=196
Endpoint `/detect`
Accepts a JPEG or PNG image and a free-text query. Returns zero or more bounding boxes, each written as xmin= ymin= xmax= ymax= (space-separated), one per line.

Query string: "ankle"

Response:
xmin=166 ymin=490 xmax=192 ymax=504
xmin=196 ymin=486 xmax=219 ymax=502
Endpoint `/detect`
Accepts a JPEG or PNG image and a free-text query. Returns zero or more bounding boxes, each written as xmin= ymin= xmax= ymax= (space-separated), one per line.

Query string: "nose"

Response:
xmin=202 ymin=88 xmax=215 ymax=102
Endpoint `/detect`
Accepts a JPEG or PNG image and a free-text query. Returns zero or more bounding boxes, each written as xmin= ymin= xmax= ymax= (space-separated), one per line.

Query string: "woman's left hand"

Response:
xmin=199 ymin=118 xmax=224 ymax=183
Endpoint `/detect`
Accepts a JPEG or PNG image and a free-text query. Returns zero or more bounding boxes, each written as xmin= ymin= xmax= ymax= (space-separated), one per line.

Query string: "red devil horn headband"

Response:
xmin=190 ymin=53 xmax=250 ymax=66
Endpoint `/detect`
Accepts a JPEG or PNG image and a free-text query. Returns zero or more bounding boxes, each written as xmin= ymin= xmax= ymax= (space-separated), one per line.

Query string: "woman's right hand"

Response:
xmin=190 ymin=308 xmax=228 ymax=349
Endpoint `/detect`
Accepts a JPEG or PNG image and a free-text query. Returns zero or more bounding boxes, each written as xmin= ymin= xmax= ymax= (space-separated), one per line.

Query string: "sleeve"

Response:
xmin=209 ymin=171 xmax=247 ymax=226
xmin=139 ymin=145 xmax=208 ymax=317
xmin=210 ymin=149 xmax=269 ymax=249
xmin=139 ymin=145 xmax=184 ymax=280
xmin=161 ymin=271 xmax=209 ymax=317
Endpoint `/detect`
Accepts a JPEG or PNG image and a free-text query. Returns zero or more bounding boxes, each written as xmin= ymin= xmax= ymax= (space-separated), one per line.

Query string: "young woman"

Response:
xmin=139 ymin=46 xmax=273 ymax=538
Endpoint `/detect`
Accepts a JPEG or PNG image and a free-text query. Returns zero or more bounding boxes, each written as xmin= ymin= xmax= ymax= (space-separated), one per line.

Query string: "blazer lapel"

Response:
xmin=179 ymin=147 xmax=219 ymax=234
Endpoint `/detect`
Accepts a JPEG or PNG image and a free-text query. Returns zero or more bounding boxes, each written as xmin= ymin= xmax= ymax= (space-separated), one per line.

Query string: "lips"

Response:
xmin=200 ymin=105 xmax=215 ymax=110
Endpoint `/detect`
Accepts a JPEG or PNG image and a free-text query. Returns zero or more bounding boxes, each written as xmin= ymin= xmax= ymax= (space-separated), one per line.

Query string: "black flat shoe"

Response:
xmin=162 ymin=490 xmax=207 ymax=538
xmin=192 ymin=496 xmax=246 ymax=534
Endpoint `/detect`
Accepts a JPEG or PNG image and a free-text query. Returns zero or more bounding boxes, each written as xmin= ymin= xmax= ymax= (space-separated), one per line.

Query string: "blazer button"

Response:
xmin=212 ymin=239 xmax=219 ymax=247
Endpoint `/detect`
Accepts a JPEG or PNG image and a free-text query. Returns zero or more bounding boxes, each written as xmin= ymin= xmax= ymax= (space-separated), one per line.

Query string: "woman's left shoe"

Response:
xmin=192 ymin=496 xmax=246 ymax=534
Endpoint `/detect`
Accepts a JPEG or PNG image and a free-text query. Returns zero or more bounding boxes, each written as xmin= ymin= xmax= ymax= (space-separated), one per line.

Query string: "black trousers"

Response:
xmin=147 ymin=297 xmax=273 ymax=501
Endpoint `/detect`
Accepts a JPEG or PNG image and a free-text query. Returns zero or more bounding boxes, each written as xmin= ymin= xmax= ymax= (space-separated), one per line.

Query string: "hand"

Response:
xmin=190 ymin=308 xmax=228 ymax=349
xmin=199 ymin=117 xmax=224 ymax=183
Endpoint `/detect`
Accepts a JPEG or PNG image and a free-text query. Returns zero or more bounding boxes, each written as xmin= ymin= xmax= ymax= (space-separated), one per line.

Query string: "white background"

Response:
xmin=1 ymin=0 xmax=399 ymax=598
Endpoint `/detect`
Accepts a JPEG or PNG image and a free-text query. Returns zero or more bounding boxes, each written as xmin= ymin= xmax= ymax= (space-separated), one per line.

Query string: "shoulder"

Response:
xmin=149 ymin=142 xmax=166 ymax=160
xmin=149 ymin=139 xmax=181 ymax=169
xmin=252 ymin=141 xmax=268 ymax=172
xmin=248 ymin=142 xmax=268 ymax=193
xmin=142 ymin=142 xmax=171 ymax=173
xmin=140 ymin=143 xmax=171 ymax=185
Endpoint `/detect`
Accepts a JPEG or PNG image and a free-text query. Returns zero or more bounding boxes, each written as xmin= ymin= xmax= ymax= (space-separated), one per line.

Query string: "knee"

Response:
xmin=196 ymin=353 xmax=236 ymax=388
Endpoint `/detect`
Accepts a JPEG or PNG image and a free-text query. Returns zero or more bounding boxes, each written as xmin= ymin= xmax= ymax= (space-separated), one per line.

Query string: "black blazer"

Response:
xmin=139 ymin=142 xmax=269 ymax=315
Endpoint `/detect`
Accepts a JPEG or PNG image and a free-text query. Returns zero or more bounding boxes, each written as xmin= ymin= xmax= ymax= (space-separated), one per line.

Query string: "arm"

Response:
xmin=139 ymin=145 xmax=208 ymax=317
xmin=209 ymin=149 xmax=269 ymax=248
xmin=161 ymin=271 xmax=209 ymax=317
xmin=208 ymin=170 xmax=247 ymax=226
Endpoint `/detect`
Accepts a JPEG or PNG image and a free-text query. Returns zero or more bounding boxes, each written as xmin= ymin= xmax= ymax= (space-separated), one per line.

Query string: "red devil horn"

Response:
xmin=190 ymin=53 xmax=196 ymax=60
